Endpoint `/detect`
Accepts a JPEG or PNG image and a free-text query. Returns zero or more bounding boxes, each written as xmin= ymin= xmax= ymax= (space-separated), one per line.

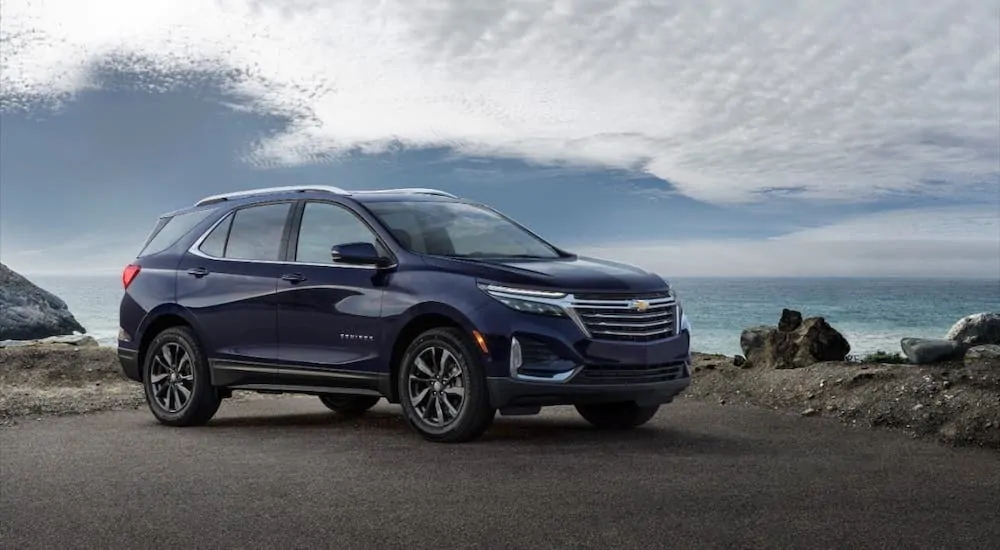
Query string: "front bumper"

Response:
xmin=488 ymin=371 xmax=690 ymax=409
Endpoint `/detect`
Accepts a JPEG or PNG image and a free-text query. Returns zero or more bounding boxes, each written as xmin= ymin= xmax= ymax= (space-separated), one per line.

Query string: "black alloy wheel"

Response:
xmin=397 ymin=327 xmax=495 ymax=443
xmin=142 ymin=326 xmax=221 ymax=426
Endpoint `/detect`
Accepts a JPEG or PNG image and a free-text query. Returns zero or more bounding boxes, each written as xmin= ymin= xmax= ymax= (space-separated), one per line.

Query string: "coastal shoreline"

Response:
xmin=3 ymin=343 xmax=997 ymax=450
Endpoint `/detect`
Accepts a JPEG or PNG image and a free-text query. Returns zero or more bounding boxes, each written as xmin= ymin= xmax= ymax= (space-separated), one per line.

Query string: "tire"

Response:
xmin=397 ymin=327 xmax=495 ymax=443
xmin=318 ymin=394 xmax=381 ymax=415
xmin=575 ymin=402 xmax=660 ymax=430
xmin=141 ymin=326 xmax=221 ymax=427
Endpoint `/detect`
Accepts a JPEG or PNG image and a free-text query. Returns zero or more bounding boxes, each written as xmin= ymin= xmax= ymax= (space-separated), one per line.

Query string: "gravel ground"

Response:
xmin=3 ymin=344 xmax=999 ymax=449
xmin=0 ymin=345 xmax=286 ymax=424
xmin=686 ymin=353 xmax=1000 ymax=450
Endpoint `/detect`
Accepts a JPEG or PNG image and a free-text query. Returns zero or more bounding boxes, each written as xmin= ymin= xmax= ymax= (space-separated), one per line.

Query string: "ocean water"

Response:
xmin=21 ymin=274 xmax=1000 ymax=357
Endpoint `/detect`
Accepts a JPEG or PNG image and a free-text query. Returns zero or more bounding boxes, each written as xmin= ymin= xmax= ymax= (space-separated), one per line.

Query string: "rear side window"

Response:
xmin=222 ymin=202 xmax=292 ymax=261
xmin=197 ymin=213 xmax=232 ymax=258
xmin=138 ymin=209 xmax=215 ymax=257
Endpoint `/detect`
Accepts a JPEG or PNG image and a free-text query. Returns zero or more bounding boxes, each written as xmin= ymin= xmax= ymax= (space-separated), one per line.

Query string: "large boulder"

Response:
xmin=900 ymin=337 xmax=967 ymax=365
xmin=739 ymin=309 xmax=851 ymax=369
xmin=945 ymin=313 xmax=1000 ymax=346
xmin=0 ymin=263 xmax=86 ymax=341
xmin=964 ymin=344 xmax=1000 ymax=369
xmin=739 ymin=326 xmax=773 ymax=356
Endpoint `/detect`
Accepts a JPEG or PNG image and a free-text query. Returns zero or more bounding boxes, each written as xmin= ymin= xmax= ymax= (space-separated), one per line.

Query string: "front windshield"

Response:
xmin=364 ymin=200 xmax=562 ymax=259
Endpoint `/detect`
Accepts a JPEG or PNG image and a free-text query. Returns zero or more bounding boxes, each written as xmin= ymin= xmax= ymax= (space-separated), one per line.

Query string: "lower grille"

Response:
xmin=518 ymin=336 xmax=559 ymax=364
xmin=580 ymin=361 xmax=686 ymax=384
xmin=570 ymin=292 xmax=676 ymax=342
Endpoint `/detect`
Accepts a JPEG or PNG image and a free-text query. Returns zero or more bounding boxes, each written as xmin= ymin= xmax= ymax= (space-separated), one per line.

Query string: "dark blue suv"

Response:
xmin=117 ymin=186 xmax=692 ymax=442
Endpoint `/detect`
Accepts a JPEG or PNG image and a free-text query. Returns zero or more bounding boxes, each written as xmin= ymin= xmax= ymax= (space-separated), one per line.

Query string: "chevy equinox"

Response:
xmin=117 ymin=186 xmax=692 ymax=442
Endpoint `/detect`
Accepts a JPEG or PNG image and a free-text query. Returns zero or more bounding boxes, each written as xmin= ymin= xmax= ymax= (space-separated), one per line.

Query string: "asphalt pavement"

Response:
xmin=2 ymin=397 xmax=998 ymax=549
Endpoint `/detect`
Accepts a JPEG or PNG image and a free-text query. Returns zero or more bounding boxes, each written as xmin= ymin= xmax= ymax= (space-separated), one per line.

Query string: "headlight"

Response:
xmin=668 ymin=286 xmax=682 ymax=308
xmin=478 ymin=283 xmax=568 ymax=317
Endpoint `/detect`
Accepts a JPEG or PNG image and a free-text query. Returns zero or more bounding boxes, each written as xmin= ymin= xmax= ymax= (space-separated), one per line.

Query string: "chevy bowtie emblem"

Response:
xmin=629 ymin=299 xmax=649 ymax=312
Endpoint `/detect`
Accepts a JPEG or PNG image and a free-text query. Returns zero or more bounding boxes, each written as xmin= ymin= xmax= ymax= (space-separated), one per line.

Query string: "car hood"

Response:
xmin=420 ymin=254 xmax=669 ymax=294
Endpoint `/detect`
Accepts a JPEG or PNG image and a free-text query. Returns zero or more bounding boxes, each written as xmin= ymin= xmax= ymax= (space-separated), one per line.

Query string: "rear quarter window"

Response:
xmin=138 ymin=209 xmax=216 ymax=257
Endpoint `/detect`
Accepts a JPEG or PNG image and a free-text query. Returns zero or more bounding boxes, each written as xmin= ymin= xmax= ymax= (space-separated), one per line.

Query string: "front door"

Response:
xmin=276 ymin=200 xmax=389 ymax=388
xmin=177 ymin=200 xmax=295 ymax=386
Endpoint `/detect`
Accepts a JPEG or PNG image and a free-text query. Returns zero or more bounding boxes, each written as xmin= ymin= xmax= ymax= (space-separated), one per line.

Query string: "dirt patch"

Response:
xmin=688 ymin=352 xmax=1000 ymax=450
xmin=0 ymin=345 xmax=295 ymax=426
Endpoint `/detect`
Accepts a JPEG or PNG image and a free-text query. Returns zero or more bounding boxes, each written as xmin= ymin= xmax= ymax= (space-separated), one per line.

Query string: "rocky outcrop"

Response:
xmin=0 ymin=334 xmax=99 ymax=348
xmin=964 ymin=345 xmax=1000 ymax=369
xmin=900 ymin=337 xmax=967 ymax=365
xmin=740 ymin=326 xmax=773 ymax=357
xmin=739 ymin=308 xmax=851 ymax=369
xmin=0 ymin=263 xmax=86 ymax=341
xmin=946 ymin=313 xmax=1000 ymax=346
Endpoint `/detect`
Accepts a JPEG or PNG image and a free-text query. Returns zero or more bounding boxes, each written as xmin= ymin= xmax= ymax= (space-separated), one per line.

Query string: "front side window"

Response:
xmin=364 ymin=200 xmax=561 ymax=259
xmin=223 ymin=202 xmax=292 ymax=261
xmin=295 ymin=201 xmax=379 ymax=264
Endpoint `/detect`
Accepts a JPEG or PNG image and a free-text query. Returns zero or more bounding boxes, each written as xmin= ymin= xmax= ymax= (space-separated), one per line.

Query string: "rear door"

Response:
xmin=176 ymin=200 xmax=295 ymax=386
xmin=275 ymin=199 xmax=389 ymax=387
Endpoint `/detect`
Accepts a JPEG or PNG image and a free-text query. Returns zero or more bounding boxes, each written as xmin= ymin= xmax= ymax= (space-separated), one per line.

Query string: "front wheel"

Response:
xmin=142 ymin=326 xmax=221 ymax=426
xmin=318 ymin=394 xmax=381 ymax=415
xmin=575 ymin=402 xmax=660 ymax=430
xmin=397 ymin=327 xmax=495 ymax=443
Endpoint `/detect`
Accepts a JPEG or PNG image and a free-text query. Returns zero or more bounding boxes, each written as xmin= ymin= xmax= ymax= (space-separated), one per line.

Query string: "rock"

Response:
xmin=733 ymin=355 xmax=746 ymax=367
xmin=964 ymin=344 xmax=1000 ymax=369
xmin=740 ymin=326 xmax=772 ymax=356
xmin=900 ymin=337 xmax=967 ymax=365
xmin=740 ymin=314 xmax=851 ymax=369
xmin=0 ymin=334 xmax=99 ymax=348
xmin=0 ymin=263 xmax=86 ymax=341
xmin=801 ymin=407 xmax=819 ymax=417
xmin=778 ymin=308 xmax=803 ymax=332
xmin=946 ymin=313 xmax=1000 ymax=346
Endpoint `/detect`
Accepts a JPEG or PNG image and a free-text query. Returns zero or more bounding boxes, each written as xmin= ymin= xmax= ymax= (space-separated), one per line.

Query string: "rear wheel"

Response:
xmin=318 ymin=394 xmax=380 ymax=415
xmin=397 ymin=327 xmax=495 ymax=443
xmin=575 ymin=402 xmax=660 ymax=430
xmin=142 ymin=326 xmax=221 ymax=426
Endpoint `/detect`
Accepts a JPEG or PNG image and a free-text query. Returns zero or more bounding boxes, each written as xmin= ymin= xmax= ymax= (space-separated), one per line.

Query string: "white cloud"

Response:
xmin=1 ymin=0 xmax=997 ymax=204
xmin=774 ymin=205 xmax=1000 ymax=242
xmin=578 ymin=206 xmax=1000 ymax=278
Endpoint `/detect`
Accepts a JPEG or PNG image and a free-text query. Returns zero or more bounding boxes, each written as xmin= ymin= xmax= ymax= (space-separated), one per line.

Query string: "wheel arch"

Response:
xmin=135 ymin=304 xmax=204 ymax=380
xmin=384 ymin=302 xmax=483 ymax=403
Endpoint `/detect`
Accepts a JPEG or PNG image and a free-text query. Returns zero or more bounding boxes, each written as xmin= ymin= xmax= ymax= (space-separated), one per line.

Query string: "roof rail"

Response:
xmin=193 ymin=185 xmax=458 ymax=206
xmin=349 ymin=188 xmax=458 ymax=199
xmin=194 ymin=185 xmax=347 ymax=206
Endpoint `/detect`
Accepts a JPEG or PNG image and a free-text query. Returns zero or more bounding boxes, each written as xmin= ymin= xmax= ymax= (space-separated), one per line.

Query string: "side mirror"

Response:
xmin=330 ymin=242 xmax=391 ymax=268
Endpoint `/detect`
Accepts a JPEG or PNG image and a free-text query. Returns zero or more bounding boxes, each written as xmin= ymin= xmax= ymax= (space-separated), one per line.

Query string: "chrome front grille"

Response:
xmin=570 ymin=292 xmax=676 ymax=342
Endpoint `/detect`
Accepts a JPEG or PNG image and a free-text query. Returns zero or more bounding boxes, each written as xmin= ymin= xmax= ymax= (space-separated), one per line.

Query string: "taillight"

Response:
xmin=122 ymin=264 xmax=141 ymax=289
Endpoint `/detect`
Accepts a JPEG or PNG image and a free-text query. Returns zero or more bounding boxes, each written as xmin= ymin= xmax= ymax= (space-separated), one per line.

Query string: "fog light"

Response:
xmin=118 ymin=327 xmax=131 ymax=343
xmin=510 ymin=336 xmax=522 ymax=377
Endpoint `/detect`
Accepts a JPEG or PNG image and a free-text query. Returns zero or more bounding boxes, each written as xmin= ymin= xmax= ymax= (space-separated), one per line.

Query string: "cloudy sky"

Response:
xmin=1 ymin=0 xmax=997 ymax=278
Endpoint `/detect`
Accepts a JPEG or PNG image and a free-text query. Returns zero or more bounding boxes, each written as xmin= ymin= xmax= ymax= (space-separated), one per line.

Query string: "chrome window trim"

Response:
xmin=186 ymin=203 xmax=397 ymax=270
